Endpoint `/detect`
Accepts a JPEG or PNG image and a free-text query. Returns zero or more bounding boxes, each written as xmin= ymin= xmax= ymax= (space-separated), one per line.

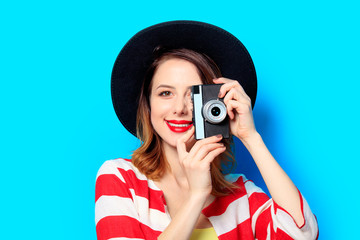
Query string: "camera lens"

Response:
xmin=202 ymin=100 xmax=227 ymax=124
xmin=211 ymin=107 xmax=221 ymax=116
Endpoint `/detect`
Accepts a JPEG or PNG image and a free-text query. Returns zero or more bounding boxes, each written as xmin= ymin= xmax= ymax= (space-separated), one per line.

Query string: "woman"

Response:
xmin=95 ymin=21 xmax=318 ymax=240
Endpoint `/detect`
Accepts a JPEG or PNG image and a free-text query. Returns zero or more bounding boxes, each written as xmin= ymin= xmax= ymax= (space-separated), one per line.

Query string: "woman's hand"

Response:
xmin=213 ymin=77 xmax=257 ymax=142
xmin=176 ymin=126 xmax=226 ymax=196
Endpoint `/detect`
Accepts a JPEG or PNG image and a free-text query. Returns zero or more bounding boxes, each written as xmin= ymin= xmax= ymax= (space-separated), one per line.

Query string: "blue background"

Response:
xmin=1 ymin=1 xmax=359 ymax=239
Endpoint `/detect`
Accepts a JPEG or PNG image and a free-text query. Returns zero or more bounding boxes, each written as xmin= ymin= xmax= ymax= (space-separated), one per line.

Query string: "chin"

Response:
xmin=159 ymin=132 xmax=183 ymax=149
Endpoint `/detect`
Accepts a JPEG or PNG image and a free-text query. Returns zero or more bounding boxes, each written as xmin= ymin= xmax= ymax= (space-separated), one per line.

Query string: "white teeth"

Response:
xmin=167 ymin=122 xmax=191 ymax=127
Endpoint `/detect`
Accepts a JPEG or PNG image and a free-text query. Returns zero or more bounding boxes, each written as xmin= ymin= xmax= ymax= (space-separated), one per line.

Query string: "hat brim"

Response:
xmin=111 ymin=20 xmax=257 ymax=137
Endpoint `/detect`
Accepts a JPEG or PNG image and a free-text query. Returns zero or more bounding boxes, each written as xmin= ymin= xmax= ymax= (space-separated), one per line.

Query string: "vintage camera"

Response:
xmin=191 ymin=84 xmax=229 ymax=139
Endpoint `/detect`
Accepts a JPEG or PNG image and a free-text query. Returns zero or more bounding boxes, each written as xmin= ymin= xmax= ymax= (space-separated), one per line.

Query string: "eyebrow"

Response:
xmin=155 ymin=84 xmax=175 ymax=90
xmin=155 ymin=84 xmax=193 ymax=91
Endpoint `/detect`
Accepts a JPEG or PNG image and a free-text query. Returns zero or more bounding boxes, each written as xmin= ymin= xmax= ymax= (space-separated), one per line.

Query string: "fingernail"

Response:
xmin=216 ymin=134 xmax=222 ymax=138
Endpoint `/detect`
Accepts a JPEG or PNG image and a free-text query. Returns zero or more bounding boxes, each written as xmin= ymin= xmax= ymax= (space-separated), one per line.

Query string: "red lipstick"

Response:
xmin=165 ymin=120 xmax=193 ymax=133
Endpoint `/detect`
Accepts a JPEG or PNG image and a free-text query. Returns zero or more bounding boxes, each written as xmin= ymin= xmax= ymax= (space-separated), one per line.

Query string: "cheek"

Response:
xmin=150 ymin=99 xmax=172 ymax=117
xmin=150 ymin=99 xmax=168 ymax=126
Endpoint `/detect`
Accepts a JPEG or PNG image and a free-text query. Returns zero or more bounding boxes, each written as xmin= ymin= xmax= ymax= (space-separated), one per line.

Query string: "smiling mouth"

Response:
xmin=167 ymin=122 xmax=192 ymax=127
xmin=165 ymin=120 xmax=193 ymax=133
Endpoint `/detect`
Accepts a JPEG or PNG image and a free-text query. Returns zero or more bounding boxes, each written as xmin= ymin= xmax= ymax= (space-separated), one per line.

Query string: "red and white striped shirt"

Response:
xmin=95 ymin=158 xmax=318 ymax=240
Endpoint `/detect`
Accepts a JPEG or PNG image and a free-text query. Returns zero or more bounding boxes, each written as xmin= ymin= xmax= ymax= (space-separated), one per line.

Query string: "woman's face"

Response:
xmin=149 ymin=58 xmax=202 ymax=149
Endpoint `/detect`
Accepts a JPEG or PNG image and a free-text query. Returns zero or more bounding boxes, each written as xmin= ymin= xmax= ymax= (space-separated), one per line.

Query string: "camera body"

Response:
xmin=191 ymin=84 xmax=230 ymax=139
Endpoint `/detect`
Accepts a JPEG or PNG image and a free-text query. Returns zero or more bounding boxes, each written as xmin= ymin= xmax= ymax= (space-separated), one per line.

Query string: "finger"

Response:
xmin=223 ymin=88 xmax=240 ymax=104
xmin=214 ymin=77 xmax=240 ymax=97
xmin=187 ymin=134 xmax=223 ymax=160
xmin=183 ymin=142 xmax=225 ymax=169
xmin=219 ymin=82 xmax=239 ymax=98
xmin=201 ymin=146 xmax=227 ymax=166
xmin=226 ymin=101 xmax=235 ymax=120
xmin=177 ymin=126 xmax=195 ymax=157
xmin=213 ymin=77 xmax=232 ymax=84
xmin=185 ymin=134 xmax=196 ymax=152
xmin=223 ymin=88 xmax=251 ymax=109
xmin=226 ymin=100 xmax=251 ymax=118
xmin=214 ymin=78 xmax=248 ymax=99
xmin=192 ymin=142 xmax=225 ymax=163
xmin=189 ymin=134 xmax=222 ymax=153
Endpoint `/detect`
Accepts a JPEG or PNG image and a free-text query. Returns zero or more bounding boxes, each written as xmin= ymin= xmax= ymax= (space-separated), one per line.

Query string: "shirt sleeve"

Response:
xmin=244 ymin=178 xmax=319 ymax=240
xmin=95 ymin=160 xmax=146 ymax=240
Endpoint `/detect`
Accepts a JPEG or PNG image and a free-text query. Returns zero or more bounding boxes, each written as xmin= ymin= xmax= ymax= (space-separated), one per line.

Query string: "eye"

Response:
xmin=159 ymin=91 xmax=172 ymax=96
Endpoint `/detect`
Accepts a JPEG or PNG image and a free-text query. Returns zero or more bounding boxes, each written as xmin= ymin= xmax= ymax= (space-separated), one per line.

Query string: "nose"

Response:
xmin=173 ymin=95 xmax=191 ymax=116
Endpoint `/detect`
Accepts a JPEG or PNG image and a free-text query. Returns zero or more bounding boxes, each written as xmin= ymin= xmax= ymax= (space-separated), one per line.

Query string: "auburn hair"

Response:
xmin=131 ymin=47 xmax=238 ymax=196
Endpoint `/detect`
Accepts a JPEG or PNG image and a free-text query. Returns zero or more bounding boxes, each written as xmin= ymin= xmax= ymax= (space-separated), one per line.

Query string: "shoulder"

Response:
xmin=96 ymin=158 xmax=134 ymax=175
xmin=95 ymin=158 xmax=153 ymax=202
xmin=96 ymin=158 xmax=147 ymax=182
xmin=95 ymin=158 xmax=153 ymax=195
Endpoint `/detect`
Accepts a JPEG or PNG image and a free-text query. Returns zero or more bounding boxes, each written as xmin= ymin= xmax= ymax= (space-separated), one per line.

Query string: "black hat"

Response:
xmin=111 ymin=20 xmax=257 ymax=137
